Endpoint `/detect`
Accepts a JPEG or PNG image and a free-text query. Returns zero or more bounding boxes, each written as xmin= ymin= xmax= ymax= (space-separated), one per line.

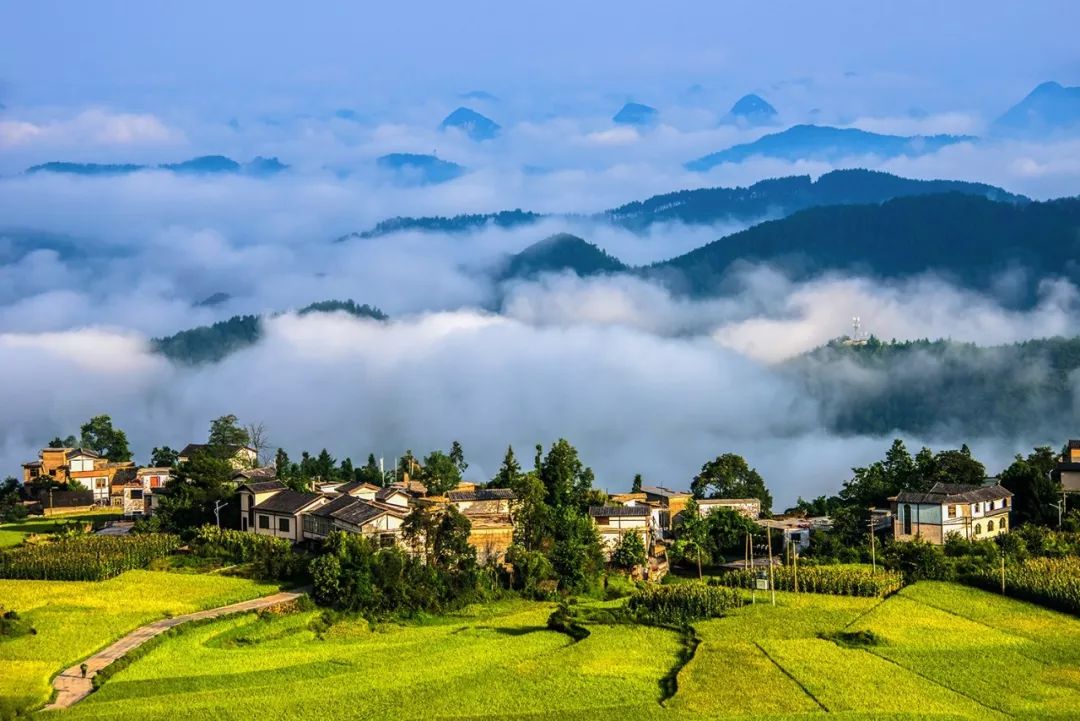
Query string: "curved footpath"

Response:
xmin=45 ymin=590 xmax=305 ymax=710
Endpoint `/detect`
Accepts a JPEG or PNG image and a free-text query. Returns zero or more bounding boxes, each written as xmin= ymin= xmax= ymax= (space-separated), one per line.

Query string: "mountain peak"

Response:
xmin=993 ymin=80 xmax=1080 ymax=136
xmin=439 ymin=107 xmax=501 ymax=141
xmin=501 ymin=233 xmax=627 ymax=281
xmin=613 ymin=102 xmax=658 ymax=127
xmin=727 ymin=93 xmax=777 ymax=124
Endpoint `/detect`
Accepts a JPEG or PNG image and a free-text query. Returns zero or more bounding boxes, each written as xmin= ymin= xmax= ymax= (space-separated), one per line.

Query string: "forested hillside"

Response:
xmin=344 ymin=169 xmax=1023 ymax=239
xmin=648 ymin=194 xmax=1080 ymax=299
xmin=790 ymin=336 xmax=1080 ymax=437
xmin=153 ymin=300 xmax=386 ymax=364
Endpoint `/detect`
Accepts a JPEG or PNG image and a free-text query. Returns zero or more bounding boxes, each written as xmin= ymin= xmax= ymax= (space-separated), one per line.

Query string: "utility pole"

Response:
xmin=868 ymin=510 xmax=877 ymax=574
xmin=213 ymin=500 xmax=229 ymax=528
xmin=766 ymin=527 xmax=776 ymax=606
xmin=748 ymin=531 xmax=756 ymax=605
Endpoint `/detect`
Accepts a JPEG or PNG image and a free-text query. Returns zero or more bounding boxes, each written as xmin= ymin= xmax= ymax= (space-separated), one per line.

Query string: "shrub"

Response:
xmin=610 ymin=532 xmax=647 ymax=570
xmin=711 ymin=564 xmax=902 ymax=597
xmin=504 ymin=545 xmax=557 ymax=598
xmin=883 ymin=539 xmax=952 ymax=583
xmin=190 ymin=525 xmax=302 ymax=581
xmin=627 ymin=582 xmax=742 ymax=626
xmin=0 ymin=534 xmax=179 ymax=580
xmin=0 ymin=608 xmax=35 ymax=639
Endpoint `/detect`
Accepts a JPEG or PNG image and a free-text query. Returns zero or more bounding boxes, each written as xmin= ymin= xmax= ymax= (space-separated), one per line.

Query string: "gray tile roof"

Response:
xmin=589 ymin=505 xmax=651 ymax=518
xmin=447 ymin=488 xmax=517 ymax=502
xmin=252 ymin=489 xmax=323 ymax=514
xmin=895 ymin=482 xmax=1013 ymax=505
xmin=240 ymin=480 xmax=286 ymax=494
xmin=640 ymin=485 xmax=690 ymax=499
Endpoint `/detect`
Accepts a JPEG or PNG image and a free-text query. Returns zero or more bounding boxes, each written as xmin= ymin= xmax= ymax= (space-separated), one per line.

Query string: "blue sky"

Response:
xmin=3 ymin=1 xmax=1078 ymax=112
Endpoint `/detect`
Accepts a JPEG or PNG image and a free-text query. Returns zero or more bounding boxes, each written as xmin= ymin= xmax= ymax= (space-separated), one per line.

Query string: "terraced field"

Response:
xmin=14 ymin=579 xmax=1080 ymax=720
xmin=0 ymin=571 xmax=279 ymax=717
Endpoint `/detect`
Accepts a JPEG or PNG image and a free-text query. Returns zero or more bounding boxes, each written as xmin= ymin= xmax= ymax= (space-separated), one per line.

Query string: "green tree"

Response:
xmin=610 ymin=531 xmax=647 ymax=570
xmin=703 ymin=506 xmax=759 ymax=555
xmin=449 ymin=441 xmax=468 ymax=475
xmin=49 ymin=435 xmax=77 ymax=448
xmin=357 ymin=454 xmax=383 ymax=486
xmin=490 ymin=446 xmax=521 ymax=489
xmin=673 ymin=498 xmax=710 ymax=578
xmin=420 ymin=450 xmax=462 ymax=496
xmin=313 ymin=449 xmax=336 ymax=481
xmin=1000 ymin=446 xmax=1060 ymax=526
xmin=538 ymin=439 xmax=595 ymax=509
xmin=274 ymin=448 xmax=291 ymax=477
xmin=631 ymin=473 xmax=643 ymax=493
xmin=78 ymin=415 xmax=131 ymax=462
xmin=156 ymin=451 xmax=235 ymax=531
xmin=207 ymin=414 xmax=251 ymax=451
xmin=548 ymin=505 xmax=604 ymax=593
xmin=510 ymin=471 xmax=548 ymax=551
xmin=150 ymin=446 xmax=179 ymax=468
xmin=340 ymin=457 xmax=354 ymax=483
xmin=691 ymin=453 xmax=772 ymax=513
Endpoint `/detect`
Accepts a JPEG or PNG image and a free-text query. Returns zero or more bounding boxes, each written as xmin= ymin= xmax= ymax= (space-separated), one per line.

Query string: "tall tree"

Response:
xmin=691 ymin=453 xmax=772 ymax=513
xmin=420 ymin=450 xmax=462 ymax=496
xmin=208 ymin=414 xmax=251 ymax=450
xmin=538 ymin=439 xmax=594 ymax=510
xmin=631 ymin=473 xmax=643 ymax=493
xmin=150 ymin=446 xmax=179 ymax=468
xmin=79 ymin=415 xmax=132 ymax=462
xmin=449 ymin=441 xmax=468 ymax=475
xmin=1000 ymin=446 xmax=1060 ymax=526
xmin=490 ymin=446 xmax=521 ymax=489
xmin=245 ymin=422 xmax=271 ymax=465
xmin=274 ymin=448 xmax=291 ymax=477
xmin=48 ymin=435 xmax=77 ymax=449
xmin=357 ymin=454 xmax=383 ymax=486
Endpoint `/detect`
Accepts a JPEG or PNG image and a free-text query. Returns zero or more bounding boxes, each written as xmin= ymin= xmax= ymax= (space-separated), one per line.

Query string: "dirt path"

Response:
xmin=45 ymin=590 xmax=305 ymax=710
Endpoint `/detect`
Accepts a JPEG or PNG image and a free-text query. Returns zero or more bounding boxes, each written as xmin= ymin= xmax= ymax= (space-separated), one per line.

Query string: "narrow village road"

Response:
xmin=45 ymin=590 xmax=305 ymax=710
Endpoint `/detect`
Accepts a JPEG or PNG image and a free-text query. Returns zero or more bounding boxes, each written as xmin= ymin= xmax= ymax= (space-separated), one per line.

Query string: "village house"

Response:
xmin=891 ymin=481 xmax=1013 ymax=544
xmin=1053 ymin=440 xmax=1080 ymax=495
xmin=447 ymin=486 xmax=518 ymax=563
xmin=134 ymin=467 xmax=174 ymax=516
xmin=177 ymin=443 xmax=257 ymax=470
xmin=238 ymin=480 xmax=289 ymax=533
xmin=698 ymin=498 xmax=762 ymax=520
xmin=640 ymin=485 xmax=692 ymax=534
xmin=248 ymin=488 xmax=328 ymax=542
xmin=22 ymin=447 xmax=138 ymax=505
xmin=589 ymin=505 xmax=653 ymax=557
xmin=303 ymin=494 xmax=409 ymax=546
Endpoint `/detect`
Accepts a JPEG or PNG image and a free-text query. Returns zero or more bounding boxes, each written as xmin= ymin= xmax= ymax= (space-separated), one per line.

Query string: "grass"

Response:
xmin=0 ymin=510 xmax=123 ymax=548
xmin=14 ymin=581 xmax=1080 ymax=720
xmin=0 ymin=570 xmax=278 ymax=716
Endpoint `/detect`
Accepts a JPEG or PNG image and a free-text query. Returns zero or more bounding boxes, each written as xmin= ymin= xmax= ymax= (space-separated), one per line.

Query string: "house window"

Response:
xmin=258 ymin=515 xmax=270 ymax=529
xmin=974 ymin=523 xmax=982 ymax=535
xmin=987 ymin=520 xmax=994 ymax=532
xmin=971 ymin=504 xmax=977 ymax=515
xmin=903 ymin=504 xmax=912 ymax=535
xmin=1004 ymin=497 xmax=1010 ymax=507
xmin=131 ymin=489 xmax=143 ymax=500
xmin=947 ymin=505 xmax=957 ymax=519
xmin=279 ymin=517 xmax=290 ymax=533
xmin=1000 ymin=517 xmax=1007 ymax=531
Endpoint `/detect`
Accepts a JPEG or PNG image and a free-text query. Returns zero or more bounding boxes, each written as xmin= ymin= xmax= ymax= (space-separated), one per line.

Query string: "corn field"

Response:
xmin=628 ymin=582 xmax=743 ymax=625
xmin=0 ymin=534 xmax=180 ymax=580
xmin=711 ymin=565 xmax=903 ymax=597
xmin=967 ymin=556 xmax=1080 ymax=616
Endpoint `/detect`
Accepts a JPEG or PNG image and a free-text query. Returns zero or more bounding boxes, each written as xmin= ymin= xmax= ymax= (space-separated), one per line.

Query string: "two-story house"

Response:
xmin=589 ymin=505 xmax=653 ymax=557
xmin=892 ymin=481 xmax=1013 ymax=544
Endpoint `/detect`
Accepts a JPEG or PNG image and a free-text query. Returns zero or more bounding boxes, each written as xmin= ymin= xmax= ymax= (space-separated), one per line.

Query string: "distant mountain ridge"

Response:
xmin=992 ymin=81 xmax=1080 ymax=137
xmin=26 ymin=155 xmax=289 ymax=177
xmin=376 ymin=153 xmax=466 ymax=185
xmin=154 ymin=299 xmax=387 ymax=365
xmin=613 ymin=102 xmax=658 ymax=127
xmin=687 ymin=124 xmax=974 ymax=171
xmin=726 ymin=94 xmax=777 ymax=125
xmin=340 ymin=169 xmax=1025 ymax=240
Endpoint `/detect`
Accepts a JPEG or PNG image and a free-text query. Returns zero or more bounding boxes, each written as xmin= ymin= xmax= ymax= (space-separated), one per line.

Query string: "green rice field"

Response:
xmin=24 ymin=579 xmax=1080 ymax=720
xmin=0 ymin=570 xmax=279 ymax=717
xmin=0 ymin=510 xmax=123 ymax=548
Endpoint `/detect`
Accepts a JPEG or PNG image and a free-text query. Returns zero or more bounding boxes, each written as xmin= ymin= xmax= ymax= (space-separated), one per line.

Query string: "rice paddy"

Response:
xmin=0 ymin=570 xmax=278 ymax=717
xmin=10 ymin=578 xmax=1080 ymax=720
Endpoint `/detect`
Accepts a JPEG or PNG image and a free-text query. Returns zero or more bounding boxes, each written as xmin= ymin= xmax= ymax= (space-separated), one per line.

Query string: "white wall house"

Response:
xmin=892 ymin=482 xmax=1013 ymax=545
xmin=589 ymin=505 xmax=653 ymax=557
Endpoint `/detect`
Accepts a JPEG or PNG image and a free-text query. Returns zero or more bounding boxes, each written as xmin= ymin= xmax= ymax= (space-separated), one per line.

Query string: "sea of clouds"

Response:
xmin=2 ymin=87 xmax=1080 ymax=505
